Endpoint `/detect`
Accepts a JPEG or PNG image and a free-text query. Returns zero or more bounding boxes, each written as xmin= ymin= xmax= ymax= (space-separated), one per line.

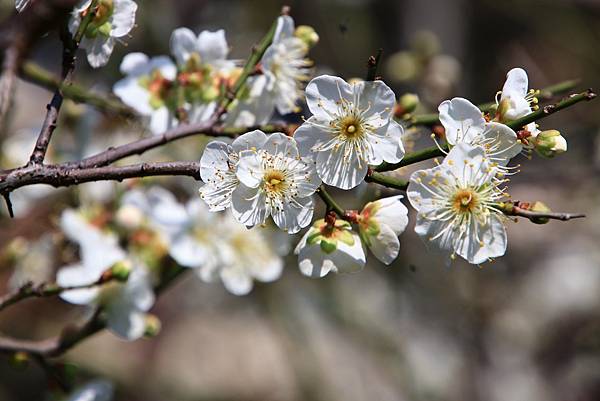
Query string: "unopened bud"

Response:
xmin=530 ymin=201 xmax=551 ymax=224
xmin=294 ymin=25 xmax=319 ymax=48
xmin=109 ymin=260 xmax=132 ymax=282
xmin=144 ymin=314 xmax=162 ymax=338
xmin=396 ymin=93 xmax=419 ymax=117
xmin=534 ymin=130 xmax=567 ymax=158
xmin=115 ymin=205 xmax=144 ymax=230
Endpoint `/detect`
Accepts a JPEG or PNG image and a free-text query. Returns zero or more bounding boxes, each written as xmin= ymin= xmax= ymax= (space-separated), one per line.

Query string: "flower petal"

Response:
xmin=82 ymin=35 xmax=114 ymax=68
xmin=481 ymin=122 xmax=522 ymax=165
xmin=367 ymin=120 xmax=405 ymax=164
xmin=236 ymin=150 xmax=264 ymax=188
xmin=273 ymin=15 xmax=295 ymax=42
xmin=219 ymin=264 xmax=253 ymax=296
xmin=169 ymin=27 xmax=198 ymax=65
xmin=197 ymin=30 xmax=229 ymax=63
xmin=356 ymin=80 xmax=396 ymax=122
xmin=263 ymin=132 xmax=299 ymax=159
xmin=502 ymin=68 xmax=529 ymax=98
xmin=231 ymin=129 xmax=269 ymax=153
xmin=367 ymin=223 xmax=400 ymax=265
xmin=305 ymin=75 xmax=353 ymax=120
xmin=455 ymin=214 xmax=507 ymax=264
xmin=372 ymin=195 xmax=409 ymax=236
xmin=110 ymin=0 xmax=137 ymax=37
xmin=271 ymin=195 xmax=313 ymax=234
xmin=231 ymin=185 xmax=269 ymax=227
xmin=438 ymin=97 xmax=486 ymax=145
xmin=316 ymin=144 xmax=369 ymax=189
xmin=57 ymin=264 xmax=100 ymax=305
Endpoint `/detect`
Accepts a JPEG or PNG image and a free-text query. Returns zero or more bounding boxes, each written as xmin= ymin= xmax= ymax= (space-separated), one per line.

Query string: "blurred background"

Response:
xmin=2 ymin=0 xmax=600 ymax=400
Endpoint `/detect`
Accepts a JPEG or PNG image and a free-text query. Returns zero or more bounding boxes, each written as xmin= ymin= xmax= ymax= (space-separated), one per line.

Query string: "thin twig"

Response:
xmin=498 ymin=202 xmax=585 ymax=222
xmin=0 ymin=273 xmax=123 ymax=313
xmin=316 ymin=186 xmax=345 ymax=217
xmin=28 ymin=0 xmax=98 ymax=165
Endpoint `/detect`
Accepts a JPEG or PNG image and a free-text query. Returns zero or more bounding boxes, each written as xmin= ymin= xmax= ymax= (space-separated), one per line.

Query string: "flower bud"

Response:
xmin=529 ymin=201 xmax=551 ymax=224
xmin=294 ymin=25 xmax=319 ymax=48
xmin=109 ymin=260 xmax=132 ymax=282
xmin=144 ymin=314 xmax=162 ymax=338
xmin=115 ymin=205 xmax=144 ymax=230
xmin=395 ymin=93 xmax=419 ymax=117
xmin=534 ymin=130 xmax=567 ymax=158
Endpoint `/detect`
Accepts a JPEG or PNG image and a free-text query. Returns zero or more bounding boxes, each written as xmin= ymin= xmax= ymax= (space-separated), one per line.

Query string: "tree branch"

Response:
xmin=376 ymin=89 xmax=596 ymax=173
xmin=498 ymin=202 xmax=586 ymax=223
xmin=406 ymin=79 xmax=582 ymax=127
xmin=20 ymin=61 xmax=137 ymax=118
xmin=28 ymin=0 xmax=98 ymax=166
xmin=0 ymin=161 xmax=201 ymax=194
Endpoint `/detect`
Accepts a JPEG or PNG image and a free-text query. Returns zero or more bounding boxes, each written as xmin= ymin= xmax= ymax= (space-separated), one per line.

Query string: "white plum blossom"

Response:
xmin=169 ymin=27 xmax=236 ymax=123
xmin=214 ymin=215 xmax=284 ymax=295
xmin=224 ymin=16 xmax=315 ymax=127
xmin=357 ymin=195 xmax=409 ymax=265
xmin=232 ymin=132 xmax=321 ymax=233
xmin=151 ymin=194 xmax=283 ymax=296
xmin=199 ymin=130 xmax=269 ymax=211
xmin=438 ymin=97 xmax=522 ymax=166
xmin=261 ymin=15 xmax=313 ymax=115
xmin=57 ymin=209 xmax=155 ymax=340
xmin=294 ymin=75 xmax=405 ymax=189
xmin=69 ymin=0 xmax=138 ymax=68
xmin=497 ymin=67 xmax=541 ymax=138
xmin=407 ymin=143 xmax=508 ymax=264
xmin=113 ymin=53 xmax=178 ymax=134
xmin=295 ymin=218 xmax=366 ymax=278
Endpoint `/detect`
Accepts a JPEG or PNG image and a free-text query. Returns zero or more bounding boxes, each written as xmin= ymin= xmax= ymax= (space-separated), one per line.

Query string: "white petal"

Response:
xmin=57 ymin=264 xmax=100 ymax=305
xmin=119 ymin=52 xmax=149 ymax=75
xmin=110 ymin=0 xmax=137 ymax=37
xmin=371 ymin=195 xmax=409 ymax=236
xmin=273 ymin=15 xmax=295 ymax=42
xmin=231 ymin=129 xmax=268 ymax=153
xmin=263 ymin=132 xmax=299 ymax=158
xmin=502 ymin=68 xmax=529 ymax=98
xmin=407 ymin=166 xmax=453 ymax=214
xmin=199 ymin=183 xmax=234 ymax=212
xmin=219 ymin=265 xmax=253 ymax=296
xmin=438 ymin=97 xmax=486 ymax=145
xmin=123 ymin=267 xmax=155 ymax=311
xmin=150 ymin=56 xmax=177 ymax=81
xmin=316 ymin=145 xmax=369 ymax=189
xmin=200 ymin=141 xmax=232 ymax=182
xmin=197 ymin=30 xmax=229 ymax=63
xmin=297 ymin=242 xmax=333 ymax=278
xmin=414 ymin=215 xmax=455 ymax=254
xmin=367 ymin=120 xmax=405 ymax=164
xmin=332 ymin=235 xmax=366 ymax=273
xmin=293 ymin=117 xmax=330 ymax=158
xmin=367 ymin=223 xmax=400 ymax=265
xmin=356 ymin=80 xmax=396 ymax=122
xmin=271 ymin=195 xmax=314 ymax=234
xmin=105 ymin=306 xmax=146 ymax=340
xmin=169 ymin=234 xmax=210 ymax=268
xmin=113 ymin=76 xmax=153 ymax=115
xmin=169 ymin=27 xmax=198 ymax=65
xmin=481 ymin=121 xmax=522 ymax=164
xmin=231 ymin=185 xmax=268 ymax=227
xmin=149 ymin=107 xmax=175 ymax=135
xmin=82 ymin=36 xmax=114 ymax=68
xmin=305 ymin=75 xmax=353 ymax=120
xmin=443 ymin=143 xmax=492 ymax=186
xmin=456 ymin=214 xmax=507 ymax=264
xmin=236 ymin=150 xmax=264 ymax=188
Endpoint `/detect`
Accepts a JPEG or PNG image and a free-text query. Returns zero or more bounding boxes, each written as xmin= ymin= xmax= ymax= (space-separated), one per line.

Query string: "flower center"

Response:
xmin=337 ymin=115 xmax=363 ymax=139
xmin=452 ymin=189 xmax=479 ymax=213
xmin=263 ymin=170 xmax=287 ymax=193
xmin=82 ymin=0 xmax=114 ymax=38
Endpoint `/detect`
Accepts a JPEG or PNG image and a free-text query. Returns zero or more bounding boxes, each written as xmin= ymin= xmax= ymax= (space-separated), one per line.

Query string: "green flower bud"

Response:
xmin=294 ymin=25 xmax=319 ymax=48
xmin=530 ymin=201 xmax=551 ymax=224
xmin=144 ymin=314 xmax=162 ymax=338
xmin=385 ymin=51 xmax=419 ymax=83
xmin=110 ymin=260 xmax=132 ymax=282
xmin=397 ymin=93 xmax=420 ymax=115
xmin=534 ymin=130 xmax=567 ymax=158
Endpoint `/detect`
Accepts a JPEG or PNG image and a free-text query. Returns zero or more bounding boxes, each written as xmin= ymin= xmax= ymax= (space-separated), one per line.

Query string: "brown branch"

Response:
xmin=0 ymin=272 xmax=123 ymax=313
xmin=0 ymin=161 xmax=201 ymax=194
xmin=498 ymin=202 xmax=586 ymax=223
xmin=28 ymin=0 xmax=98 ymax=165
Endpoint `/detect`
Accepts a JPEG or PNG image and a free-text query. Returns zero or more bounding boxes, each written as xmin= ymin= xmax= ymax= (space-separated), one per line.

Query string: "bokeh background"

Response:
xmin=2 ymin=0 xmax=600 ymax=400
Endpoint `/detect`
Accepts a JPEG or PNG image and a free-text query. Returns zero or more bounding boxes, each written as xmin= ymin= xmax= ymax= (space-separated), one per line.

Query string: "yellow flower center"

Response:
xmin=264 ymin=170 xmax=287 ymax=193
xmin=452 ymin=189 xmax=478 ymax=213
xmin=337 ymin=116 xmax=363 ymax=139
